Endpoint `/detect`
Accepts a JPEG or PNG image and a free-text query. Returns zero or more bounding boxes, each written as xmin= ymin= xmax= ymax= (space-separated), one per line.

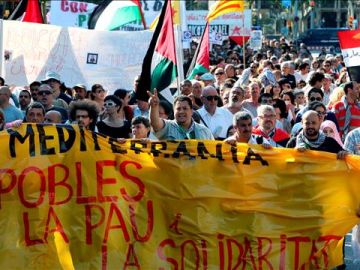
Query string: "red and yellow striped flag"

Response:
xmin=206 ymin=0 xmax=244 ymax=22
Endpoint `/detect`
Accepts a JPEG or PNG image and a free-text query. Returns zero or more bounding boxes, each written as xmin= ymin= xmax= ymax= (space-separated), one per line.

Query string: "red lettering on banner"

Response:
xmin=70 ymin=2 xmax=78 ymax=13
xmin=169 ymin=213 xmax=183 ymax=235
xmin=85 ymin=204 xmax=105 ymax=245
xmin=97 ymin=160 xmax=118 ymax=202
xmin=279 ymin=234 xmax=287 ymax=270
xmin=0 ymin=168 xmax=16 ymax=208
xmin=307 ymin=240 xmax=320 ymax=269
xmin=129 ymin=200 xmax=153 ymax=242
xmin=226 ymin=238 xmax=244 ymax=269
xmin=180 ymin=240 xmax=200 ymax=269
xmin=124 ymin=243 xmax=140 ymax=269
xmin=61 ymin=0 xmax=69 ymax=12
xmin=76 ymin=162 xmax=96 ymax=204
xmin=48 ymin=164 xmax=72 ymax=205
xmin=157 ymin=239 xmax=178 ymax=270
xmin=287 ymin=236 xmax=311 ymax=269
xmin=218 ymin=234 xmax=225 ymax=270
xmin=23 ymin=212 xmax=44 ymax=246
xmin=102 ymin=244 xmax=107 ymax=270
xmin=318 ymin=235 xmax=342 ymax=268
xmin=18 ymin=167 xmax=46 ymax=208
xmin=257 ymin=237 xmax=273 ymax=270
xmin=200 ymin=240 xmax=208 ymax=269
xmin=243 ymin=237 xmax=258 ymax=269
xmin=103 ymin=203 xmax=130 ymax=244
xmin=43 ymin=207 xmax=69 ymax=243
xmin=79 ymin=2 xmax=88 ymax=12
xmin=119 ymin=161 xmax=145 ymax=202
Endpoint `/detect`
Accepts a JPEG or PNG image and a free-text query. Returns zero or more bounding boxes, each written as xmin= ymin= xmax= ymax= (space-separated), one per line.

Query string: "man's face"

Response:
xmin=250 ymin=83 xmax=260 ymax=99
xmin=192 ymin=83 xmax=202 ymax=97
xmin=137 ymin=100 xmax=149 ymax=111
xmin=235 ymin=118 xmax=252 ymax=141
xmin=19 ymin=91 xmax=31 ymax=107
xmin=0 ymin=89 xmax=9 ymax=105
xmin=230 ymin=88 xmax=244 ymax=104
xmin=323 ymin=78 xmax=331 ymax=88
xmin=181 ymin=82 xmax=192 ymax=96
xmin=44 ymin=111 xmax=62 ymax=123
xmin=202 ymin=88 xmax=219 ymax=113
xmin=349 ymin=82 xmax=360 ymax=100
xmin=303 ymin=113 xmax=321 ymax=139
xmin=174 ymin=100 xmax=192 ymax=126
xmin=47 ymin=79 xmax=61 ymax=91
xmin=26 ymin=108 xmax=44 ymax=123
xmin=295 ymin=93 xmax=305 ymax=105
xmin=74 ymin=87 xmax=87 ymax=100
xmin=214 ymin=68 xmax=226 ymax=81
xmin=308 ymin=92 xmax=323 ymax=103
xmin=30 ymin=85 xmax=39 ymax=101
xmin=132 ymin=123 xmax=149 ymax=139
xmin=39 ymin=87 xmax=54 ymax=108
xmin=323 ymin=62 xmax=331 ymax=72
xmin=75 ymin=109 xmax=92 ymax=129
xmin=258 ymin=110 xmax=276 ymax=131
xmin=260 ymin=96 xmax=273 ymax=105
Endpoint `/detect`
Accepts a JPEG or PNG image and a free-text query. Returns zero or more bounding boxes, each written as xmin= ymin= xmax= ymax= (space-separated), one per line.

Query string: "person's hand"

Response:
xmin=117 ymin=138 xmax=126 ymax=144
xmin=224 ymin=138 xmax=237 ymax=146
xmin=147 ymin=88 xmax=159 ymax=108
xmin=262 ymin=142 xmax=272 ymax=149
xmin=336 ymin=150 xmax=349 ymax=160
xmin=264 ymin=85 xmax=272 ymax=94
xmin=296 ymin=146 xmax=306 ymax=152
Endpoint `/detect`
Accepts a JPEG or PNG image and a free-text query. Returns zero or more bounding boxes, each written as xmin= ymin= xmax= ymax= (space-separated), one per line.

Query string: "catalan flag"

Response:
xmin=207 ymin=0 xmax=245 ymax=22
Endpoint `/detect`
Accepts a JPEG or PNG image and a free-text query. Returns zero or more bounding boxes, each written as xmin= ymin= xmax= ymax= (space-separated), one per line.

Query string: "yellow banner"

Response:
xmin=1 ymin=124 xmax=360 ymax=269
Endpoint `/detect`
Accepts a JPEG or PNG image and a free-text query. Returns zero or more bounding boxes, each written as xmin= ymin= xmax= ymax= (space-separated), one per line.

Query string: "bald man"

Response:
xmin=44 ymin=110 xmax=62 ymax=124
xmin=295 ymin=110 xmax=347 ymax=159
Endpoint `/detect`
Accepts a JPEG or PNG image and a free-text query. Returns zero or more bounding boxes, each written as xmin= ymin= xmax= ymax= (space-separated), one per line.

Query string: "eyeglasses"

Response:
xmin=96 ymin=89 xmax=105 ymax=94
xmin=310 ymin=97 xmax=322 ymax=102
xmin=19 ymin=95 xmax=29 ymax=98
xmin=316 ymin=111 xmax=326 ymax=116
xmin=215 ymin=72 xmax=224 ymax=75
xmin=104 ymin=101 xmax=117 ymax=107
xmin=205 ymin=95 xmax=219 ymax=101
xmin=39 ymin=91 xmax=52 ymax=96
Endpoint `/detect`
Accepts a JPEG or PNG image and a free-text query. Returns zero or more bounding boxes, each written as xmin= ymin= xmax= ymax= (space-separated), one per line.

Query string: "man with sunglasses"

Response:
xmin=38 ymin=84 xmax=68 ymax=122
xmin=197 ymin=86 xmax=233 ymax=140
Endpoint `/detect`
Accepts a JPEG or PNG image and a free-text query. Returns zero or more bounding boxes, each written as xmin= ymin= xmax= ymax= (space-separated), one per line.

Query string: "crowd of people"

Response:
xmin=0 ymin=37 xmax=360 ymax=160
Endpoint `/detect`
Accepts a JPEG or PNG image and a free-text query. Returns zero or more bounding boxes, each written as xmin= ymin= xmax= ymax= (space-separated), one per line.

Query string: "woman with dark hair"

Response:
xmin=269 ymin=82 xmax=282 ymax=99
xmin=91 ymin=84 xmax=106 ymax=117
xmin=273 ymin=99 xmax=292 ymax=134
xmin=281 ymin=91 xmax=297 ymax=120
xmin=114 ymin=88 xmax=134 ymax=121
xmin=159 ymin=100 xmax=174 ymax=120
xmin=96 ymin=95 xmax=131 ymax=138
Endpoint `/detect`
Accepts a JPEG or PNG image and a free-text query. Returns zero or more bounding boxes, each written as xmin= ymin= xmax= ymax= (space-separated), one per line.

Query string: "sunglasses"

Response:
xmin=205 ymin=95 xmax=219 ymax=101
xmin=39 ymin=91 xmax=52 ymax=96
xmin=104 ymin=101 xmax=117 ymax=107
xmin=310 ymin=97 xmax=322 ymax=102
xmin=316 ymin=111 xmax=326 ymax=116
xmin=96 ymin=89 xmax=105 ymax=94
xmin=215 ymin=72 xmax=224 ymax=75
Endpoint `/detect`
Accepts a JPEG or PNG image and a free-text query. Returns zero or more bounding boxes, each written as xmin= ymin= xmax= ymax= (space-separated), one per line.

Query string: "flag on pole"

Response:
xmin=88 ymin=0 xmax=146 ymax=31
xmin=338 ymin=29 xmax=360 ymax=82
xmin=186 ymin=23 xmax=210 ymax=79
xmin=8 ymin=0 xmax=43 ymax=23
xmin=207 ymin=0 xmax=245 ymax=22
xmin=137 ymin=0 xmax=177 ymax=102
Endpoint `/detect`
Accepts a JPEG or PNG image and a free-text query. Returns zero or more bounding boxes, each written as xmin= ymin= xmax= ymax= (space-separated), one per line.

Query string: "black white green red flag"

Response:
xmin=137 ymin=0 xmax=177 ymax=102
xmin=338 ymin=29 xmax=360 ymax=82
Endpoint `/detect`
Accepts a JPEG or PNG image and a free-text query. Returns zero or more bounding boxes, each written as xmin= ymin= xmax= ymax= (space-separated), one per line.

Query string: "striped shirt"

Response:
xmin=332 ymin=98 xmax=360 ymax=137
xmin=344 ymin=128 xmax=360 ymax=155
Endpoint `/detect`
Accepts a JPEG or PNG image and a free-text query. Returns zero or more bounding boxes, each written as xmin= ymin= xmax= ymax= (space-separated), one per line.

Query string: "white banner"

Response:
xmin=250 ymin=30 xmax=263 ymax=50
xmin=49 ymin=0 xmax=98 ymax=28
xmin=1 ymin=20 xmax=153 ymax=92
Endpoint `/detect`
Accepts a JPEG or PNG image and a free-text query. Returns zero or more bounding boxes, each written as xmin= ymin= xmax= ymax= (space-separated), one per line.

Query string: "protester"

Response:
xmin=148 ymin=90 xmax=213 ymax=140
xmin=0 ymin=86 xmax=23 ymax=123
xmin=69 ymin=100 xmax=99 ymax=131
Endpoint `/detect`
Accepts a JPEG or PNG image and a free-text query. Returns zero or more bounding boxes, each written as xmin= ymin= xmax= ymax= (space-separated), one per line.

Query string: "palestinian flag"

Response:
xmin=137 ymin=0 xmax=177 ymax=102
xmin=88 ymin=0 xmax=146 ymax=31
xmin=338 ymin=29 xmax=360 ymax=82
xmin=8 ymin=0 xmax=43 ymax=23
xmin=186 ymin=23 xmax=210 ymax=80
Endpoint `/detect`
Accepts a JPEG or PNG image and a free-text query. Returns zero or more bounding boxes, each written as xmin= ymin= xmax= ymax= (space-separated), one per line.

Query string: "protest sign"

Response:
xmin=0 ymin=124 xmax=359 ymax=269
xmin=1 ymin=21 xmax=152 ymax=92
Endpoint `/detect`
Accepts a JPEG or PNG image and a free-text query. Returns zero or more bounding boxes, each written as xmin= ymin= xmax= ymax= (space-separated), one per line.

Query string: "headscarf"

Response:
xmin=320 ymin=120 xmax=343 ymax=147
xmin=296 ymin=130 xmax=327 ymax=149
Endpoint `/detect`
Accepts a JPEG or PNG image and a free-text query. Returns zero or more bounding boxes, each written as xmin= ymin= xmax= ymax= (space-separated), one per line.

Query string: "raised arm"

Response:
xmin=148 ymin=89 xmax=164 ymax=132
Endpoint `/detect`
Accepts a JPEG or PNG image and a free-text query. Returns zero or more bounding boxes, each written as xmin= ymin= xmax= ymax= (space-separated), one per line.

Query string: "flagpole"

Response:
xmin=242 ymin=12 xmax=246 ymax=68
xmin=0 ymin=20 xmax=3 ymax=77
xmin=174 ymin=24 xmax=184 ymax=96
